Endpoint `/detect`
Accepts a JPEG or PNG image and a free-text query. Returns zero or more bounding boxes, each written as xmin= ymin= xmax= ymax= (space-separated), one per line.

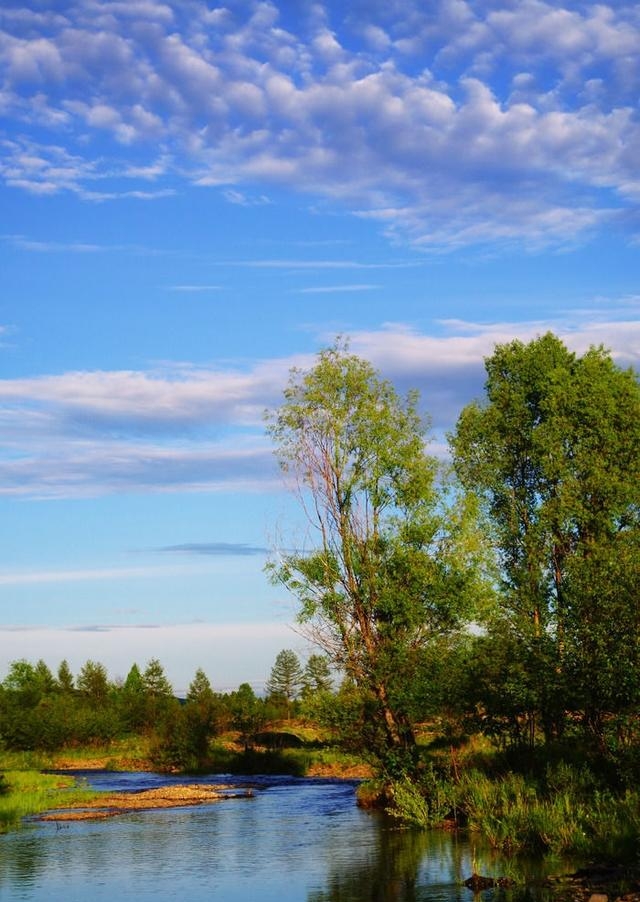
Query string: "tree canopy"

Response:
xmin=451 ymin=332 xmax=640 ymax=742
xmin=267 ymin=341 xmax=489 ymax=764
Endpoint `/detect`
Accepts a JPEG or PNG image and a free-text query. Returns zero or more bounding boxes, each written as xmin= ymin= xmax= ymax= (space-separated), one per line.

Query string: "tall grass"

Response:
xmin=0 ymin=770 xmax=100 ymax=833
xmin=454 ymin=767 xmax=640 ymax=859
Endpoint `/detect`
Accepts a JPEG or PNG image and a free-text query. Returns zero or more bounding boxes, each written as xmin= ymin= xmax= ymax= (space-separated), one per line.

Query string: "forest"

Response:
xmin=1 ymin=332 xmax=639 ymax=861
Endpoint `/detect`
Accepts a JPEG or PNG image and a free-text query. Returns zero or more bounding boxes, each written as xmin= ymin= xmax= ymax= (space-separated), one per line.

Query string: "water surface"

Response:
xmin=0 ymin=771 xmax=555 ymax=902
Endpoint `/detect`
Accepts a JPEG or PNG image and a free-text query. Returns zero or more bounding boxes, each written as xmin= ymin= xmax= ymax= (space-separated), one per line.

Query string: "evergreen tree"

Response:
xmin=77 ymin=660 xmax=110 ymax=701
xmin=266 ymin=650 xmax=304 ymax=718
xmin=302 ymin=654 xmax=333 ymax=697
xmin=142 ymin=658 xmax=173 ymax=697
xmin=186 ymin=668 xmax=215 ymax=705
xmin=56 ymin=660 xmax=75 ymax=693
xmin=141 ymin=658 xmax=175 ymax=727
xmin=34 ymin=660 xmax=56 ymax=695
xmin=120 ymin=663 xmax=146 ymax=731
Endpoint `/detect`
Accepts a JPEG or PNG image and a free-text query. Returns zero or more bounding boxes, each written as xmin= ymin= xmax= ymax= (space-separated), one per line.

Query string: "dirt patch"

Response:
xmin=38 ymin=783 xmax=253 ymax=822
xmin=306 ymin=761 xmax=374 ymax=780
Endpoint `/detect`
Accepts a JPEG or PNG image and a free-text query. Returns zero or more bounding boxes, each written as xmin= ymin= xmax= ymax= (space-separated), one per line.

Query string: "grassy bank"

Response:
xmin=375 ymin=740 xmax=640 ymax=866
xmin=0 ymin=733 xmax=370 ymax=833
xmin=0 ymin=767 xmax=100 ymax=833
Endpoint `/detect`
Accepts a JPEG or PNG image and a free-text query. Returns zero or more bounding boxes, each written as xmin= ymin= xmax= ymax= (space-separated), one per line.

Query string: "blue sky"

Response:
xmin=1 ymin=0 xmax=639 ymax=693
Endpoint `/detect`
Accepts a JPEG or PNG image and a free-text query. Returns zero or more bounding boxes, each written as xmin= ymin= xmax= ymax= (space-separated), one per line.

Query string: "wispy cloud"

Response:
xmin=0 ymin=562 xmax=222 ymax=586
xmin=223 ymin=260 xmax=420 ymax=270
xmin=165 ymin=285 xmax=224 ymax=293
xmin=298 ymin=284 xmax=380 ymax=294
xmin=155 ymin=542 xmax=268 ymax=557
xmin=0 ymin=314 xmax=636 ymax=499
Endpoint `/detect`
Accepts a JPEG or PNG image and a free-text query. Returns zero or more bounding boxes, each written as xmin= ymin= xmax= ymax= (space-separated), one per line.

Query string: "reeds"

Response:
xmin=454 ymin=767 xmax=640 ymax=858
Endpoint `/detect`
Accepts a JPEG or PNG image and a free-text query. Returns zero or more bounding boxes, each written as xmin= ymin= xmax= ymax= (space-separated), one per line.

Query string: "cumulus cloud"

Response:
xmin=1 ymin=0 xmax=639 ymax=247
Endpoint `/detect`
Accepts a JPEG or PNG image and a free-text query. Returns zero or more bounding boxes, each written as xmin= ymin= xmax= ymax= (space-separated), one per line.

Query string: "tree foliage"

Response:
xmin=451 ymin=333 xmax=640 ymax=743
xmin=267 ymin=341 xmax=489 ymax=764
xmin=266 ymin=649 xmax=304 ymax=712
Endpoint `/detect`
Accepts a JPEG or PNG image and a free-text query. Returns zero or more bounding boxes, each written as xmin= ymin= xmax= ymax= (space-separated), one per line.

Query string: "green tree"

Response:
xmin=142 ymin=658 xmax=173 ymax=698
xmin=119 ymin=663 xmax=146 ymax=731
xmin=302 ymin=654 xmax=333 ymax=697
xmin=3 ymin=660 xmax=44 ymax=707
xmin=141 ymin=658 xmax=174 ymax=727
xmin=34 ymin=660 xmax=56 ymax=695
xmin=180 ymin=669 xmax=218 ymax=763
xmin=266 ymin=649 xmax=304 ymax=718
xmin=186 ymin=668 xmax=215 ymax=705
xmin=56 ymin=660 xmax=75 ymax=694
xmin=267 ymin=342 xmax=488 ymax=767
xmin=230 ymin=683 xmax=265 ymax=751
xmin=77 ymin=660 xmax=110 ymax=702
xmin=451 ymin=333 xmax=640 ymax=744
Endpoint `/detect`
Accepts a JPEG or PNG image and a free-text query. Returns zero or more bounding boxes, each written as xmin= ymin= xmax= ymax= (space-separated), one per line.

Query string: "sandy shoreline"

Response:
xmin=38 ymin=783 xmax=254 ymax=821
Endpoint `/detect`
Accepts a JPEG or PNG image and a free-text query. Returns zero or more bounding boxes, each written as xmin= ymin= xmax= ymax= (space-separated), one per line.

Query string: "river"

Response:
xmin=0 ymin=771 xmax=558 ymax=902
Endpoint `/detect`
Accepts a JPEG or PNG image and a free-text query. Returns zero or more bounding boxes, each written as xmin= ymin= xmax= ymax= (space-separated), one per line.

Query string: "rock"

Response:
xmin=464 ymin=873 xmax=515 ymax=891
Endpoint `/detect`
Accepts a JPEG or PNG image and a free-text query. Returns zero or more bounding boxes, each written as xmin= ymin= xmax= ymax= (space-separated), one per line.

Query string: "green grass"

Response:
xmin=453 ymin=767 xmax=640 ymax=859
xmin=0 ymin=769 xmax=101 ymax=833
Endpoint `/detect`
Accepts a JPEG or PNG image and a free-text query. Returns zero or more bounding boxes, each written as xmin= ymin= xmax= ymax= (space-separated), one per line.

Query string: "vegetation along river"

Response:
xmin=0 ymin=770 xmax=568 ymax=902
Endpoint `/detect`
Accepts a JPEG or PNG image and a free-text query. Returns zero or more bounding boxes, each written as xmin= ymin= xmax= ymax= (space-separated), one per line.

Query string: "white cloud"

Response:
xmin=1 ymin=1 xmax=640 ymax=248
xmin=0 ymin=562 xmax=219 ymax=586
xmin=297 ymin=284 xmax=379 ymax=293
xmin=0 ymin=315 xmax=636 ymax=498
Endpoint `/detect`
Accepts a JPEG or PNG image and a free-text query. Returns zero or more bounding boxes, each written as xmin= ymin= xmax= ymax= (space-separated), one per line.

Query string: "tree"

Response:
xmin=267 ymin=342 xmax=488 ymax=767
xmin=186 ymin=669 xmax=218 ymax=736
xmin=119 ymin=663 xmax=146 ymax=731
xmin=141 ymin=658 xmax=174 ymax=727
xmin=451 ymin=333 xmax=640 ymax=743
xmin=230 ymin=683 xmax=265 ymax=751
xmin=4 ymin=660 xmax=45 ymax=707
xmin=56 ymin=660 xmax=75 ymax=694
xmin=266 ymin=649 xmax=304 ymax=718
xmin=303 ymin=654 xmax=333 ymax=697
xmin=34 ymin=660 xmax=56 ymax=695
xmin=142 ymin=658 xmax=173 ymax=698
xmin=77 ymin=660 xmax=110 ymax=702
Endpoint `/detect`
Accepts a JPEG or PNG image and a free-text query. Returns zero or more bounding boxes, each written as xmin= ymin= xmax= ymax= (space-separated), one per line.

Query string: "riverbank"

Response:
xmin=0 ymin=737 xmax=371 ymax=832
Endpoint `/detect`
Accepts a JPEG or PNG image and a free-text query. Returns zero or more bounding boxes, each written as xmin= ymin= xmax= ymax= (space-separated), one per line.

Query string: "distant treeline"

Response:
xmin=0 ymin=650 xmax=336 ymax=769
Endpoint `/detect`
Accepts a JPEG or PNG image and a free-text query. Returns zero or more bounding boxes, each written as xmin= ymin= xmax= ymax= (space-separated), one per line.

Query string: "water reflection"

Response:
xmin=0 ymin=773 xmax=558 ymax=902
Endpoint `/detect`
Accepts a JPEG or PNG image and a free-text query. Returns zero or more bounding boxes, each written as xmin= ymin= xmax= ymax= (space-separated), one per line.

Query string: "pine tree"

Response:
xmin=266 ymin=650 xmax=304 ymax=719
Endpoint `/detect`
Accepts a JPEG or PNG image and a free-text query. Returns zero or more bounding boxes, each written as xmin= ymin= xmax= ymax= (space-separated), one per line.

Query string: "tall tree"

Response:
xmin=267 ymin=342 xmax=488 ymax=766
xmin=186 ymin=668 xmax=218 ymax=735
xmin=302 ymin=654 xmax=333 ymax=697
xmin=266 ymin=649 xmax=304 ymax=718
xmin=76 ymin=660 xmax=110 ymax=702
xmin=120 ymin=663 xmax=146 ymax=731
xmin=141 ymin=658 xmax=174 ymax=726
xmin=142 ymin=658 xmax=173 ymax=698
xmin=451 ymin=333 xmax=640 ymax=742
xmin=230 ymin=683 xmax=265 ymax=751
xmin=56 ymin=660 xmax=75 ymax=694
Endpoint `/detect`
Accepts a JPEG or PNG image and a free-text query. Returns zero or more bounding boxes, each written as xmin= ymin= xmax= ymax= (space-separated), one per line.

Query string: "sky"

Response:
xmin=1 ymin=0 xmax=639 ymax=694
